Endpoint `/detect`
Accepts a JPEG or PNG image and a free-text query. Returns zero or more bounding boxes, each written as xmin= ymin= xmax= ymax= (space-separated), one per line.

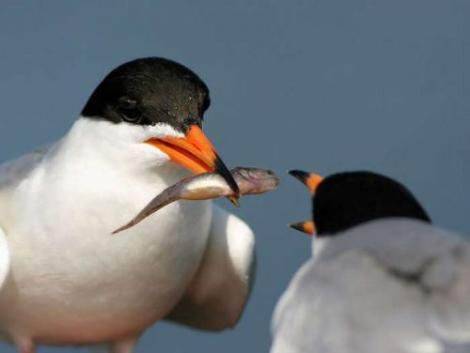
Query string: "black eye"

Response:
xmin=118 ymin=97 xmax=141 ymax=123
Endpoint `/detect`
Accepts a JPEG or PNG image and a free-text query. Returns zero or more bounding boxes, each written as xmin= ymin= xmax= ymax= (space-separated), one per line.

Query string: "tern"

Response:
xmin=0 ymin=57 xmax=256 ymax=353
xmin=271 ymin=171 xmax=470 ymax=353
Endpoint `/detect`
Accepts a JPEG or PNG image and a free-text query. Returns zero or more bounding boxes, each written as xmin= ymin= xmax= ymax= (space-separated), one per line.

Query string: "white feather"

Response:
xmin=165 ymin=205 xmax=256 ymax=331
xmin=272 ymin=219 xmax=470 ymax=353
xmin=0 ymin=117 xmax=213 ymax=347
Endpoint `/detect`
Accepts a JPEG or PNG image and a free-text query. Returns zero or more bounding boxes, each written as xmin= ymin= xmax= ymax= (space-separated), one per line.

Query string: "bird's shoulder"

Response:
xmin=272 ymin=248 xmax=448 ymax=353
xmin=314 ymin=219 xmax=470 ymax=306
xmin=208 ymin=204 xmax=256 ymax=280
xmin=316 ymin=219 xmax=466 ymax=275
xmin=271 ymin=250 xmax=390 ymax=353
xmin=272 ymin=220 xmax=470 ymax=353
xmin=0 ymin=143 xmax=53 ymax=190
xmin=165 ymin=204 xmax=256 ymax=331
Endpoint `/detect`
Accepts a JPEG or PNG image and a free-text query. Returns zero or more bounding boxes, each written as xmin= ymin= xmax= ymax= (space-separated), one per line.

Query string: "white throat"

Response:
xmin=4 ymin=116 xmax=205 ymax=237
xmin=0 ymin=116 xmax=213 ymax=342
xmin=62 ymin=116 xmax=184 ymax=173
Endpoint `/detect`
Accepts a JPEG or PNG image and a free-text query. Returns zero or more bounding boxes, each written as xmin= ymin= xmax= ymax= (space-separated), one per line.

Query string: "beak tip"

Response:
xmin=289 ymin=221 xmax=315 ymax=236
xmin=229 ymin=196 xmax=240 ymax=207
xmin=289 ymin=222 xmax=303 ymax=232
xmin=289 ymin=169 xmax=323 ymax=194
xmin=215 ymin=156 xmax=240 ymax=195
xmin=289 ymin=170 xmax=310 ymax=182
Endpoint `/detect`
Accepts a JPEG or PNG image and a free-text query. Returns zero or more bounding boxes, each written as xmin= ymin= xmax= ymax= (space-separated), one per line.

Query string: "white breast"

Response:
xmin=0 ymin=118 xmax=213 ymax=344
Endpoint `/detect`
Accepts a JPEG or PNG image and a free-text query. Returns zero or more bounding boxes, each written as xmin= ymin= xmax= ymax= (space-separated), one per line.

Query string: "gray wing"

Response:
xmin=425 ymin=241 xmax=470 ymax=344
xmin=272 ymin=219 xmax=470 ymax=353
xmin=272 ymin=251 xmax=438 ymax=353
xmin=165 ymin=205 xmax=256 ymax=331
xmin=318 ymin=219 xmax=470 ymax=345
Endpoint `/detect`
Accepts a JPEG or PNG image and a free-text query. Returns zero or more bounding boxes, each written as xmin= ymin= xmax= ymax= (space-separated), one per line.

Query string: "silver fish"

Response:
xmin=113 ymin=167 xmax=279 ymax=234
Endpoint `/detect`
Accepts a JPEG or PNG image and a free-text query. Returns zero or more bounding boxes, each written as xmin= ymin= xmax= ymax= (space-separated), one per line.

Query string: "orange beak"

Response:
xmin=147 ymin=125 xmax=240 ymax=197
xmin=289 ymin=220 xmax=316 ymax=236
xmin=289 ymin=170 xmax=323 ymax=193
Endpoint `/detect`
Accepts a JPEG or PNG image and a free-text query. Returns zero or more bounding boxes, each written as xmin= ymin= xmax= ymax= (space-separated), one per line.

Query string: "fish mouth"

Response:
xmin=233 ymin=167 xmax=280 ymax=193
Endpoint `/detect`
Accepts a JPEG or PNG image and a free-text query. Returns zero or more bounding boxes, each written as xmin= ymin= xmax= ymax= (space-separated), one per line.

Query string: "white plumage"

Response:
xmin=0 ymin=117 xmax=256 ymax=353
xmin=271 ymin=219 xmax=470 ymax=353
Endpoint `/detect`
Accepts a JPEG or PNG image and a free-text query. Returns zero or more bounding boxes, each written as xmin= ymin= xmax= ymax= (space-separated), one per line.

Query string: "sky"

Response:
xmin=0 ymin=1 xmax=469 ymax=352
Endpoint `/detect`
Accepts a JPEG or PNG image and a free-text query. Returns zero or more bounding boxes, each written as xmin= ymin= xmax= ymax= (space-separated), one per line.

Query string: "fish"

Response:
xmin=113 ymin=167 xmax=279 ymax=234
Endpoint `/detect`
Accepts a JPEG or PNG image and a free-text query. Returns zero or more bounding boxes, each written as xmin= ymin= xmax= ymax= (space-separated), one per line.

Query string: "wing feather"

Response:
xmin=165 ymin=205 xmax=256 ymax=331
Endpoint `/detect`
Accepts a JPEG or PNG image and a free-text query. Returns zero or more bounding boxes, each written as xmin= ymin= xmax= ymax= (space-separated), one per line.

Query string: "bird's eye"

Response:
xmin=118 ymin=97 xmax=141 ymax=123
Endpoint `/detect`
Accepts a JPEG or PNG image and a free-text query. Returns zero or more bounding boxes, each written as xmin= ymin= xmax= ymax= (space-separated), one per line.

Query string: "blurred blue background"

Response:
xmin=0 ymin=1 xmax=469 ymax=352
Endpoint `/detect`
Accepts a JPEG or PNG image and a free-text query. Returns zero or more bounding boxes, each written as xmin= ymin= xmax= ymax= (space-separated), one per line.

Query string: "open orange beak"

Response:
xmin=289 ymin=220 xmax=316 ymax=236
xmin=288 ymin=170 xmax=322 ymax=237
xmin=147 ymin=125 xmax=240 ymax=197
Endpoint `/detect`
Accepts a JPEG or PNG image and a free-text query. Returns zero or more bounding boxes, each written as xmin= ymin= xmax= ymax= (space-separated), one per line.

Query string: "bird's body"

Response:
xmin=0 ymin=118 xmax=213 ymax=346
xmin=273 ymin=171 xmax=470 ymax=353
xmin=272 ymin=219 xmax=470 ymax=353
xmin=0 ymin=58 xmax=256 ymax=352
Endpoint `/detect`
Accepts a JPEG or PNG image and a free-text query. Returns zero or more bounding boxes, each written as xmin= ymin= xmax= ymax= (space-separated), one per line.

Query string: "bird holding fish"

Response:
xmin=0 ymin=58 xmax=278 ymax=353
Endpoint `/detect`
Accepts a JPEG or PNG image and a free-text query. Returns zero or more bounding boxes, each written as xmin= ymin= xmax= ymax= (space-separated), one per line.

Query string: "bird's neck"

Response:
xmin=312 ymin=237 xmax=330 ymax=260
xmin=0 ymin=119 xmax=188 ymax=238
xmin=48 ymin=117 xmax=187 ymax=185
xmin=18 ymin=118 xmax=190 ymax=226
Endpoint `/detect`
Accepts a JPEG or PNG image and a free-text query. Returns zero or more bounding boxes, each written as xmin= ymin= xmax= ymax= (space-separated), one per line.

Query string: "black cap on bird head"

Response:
xmin=82 ymin=57 xmax=210 ymax=130
xmin=81 ymin=57 xmax=239 ymax=197
xmin=289 ymin=170 xmax=431 ymax=237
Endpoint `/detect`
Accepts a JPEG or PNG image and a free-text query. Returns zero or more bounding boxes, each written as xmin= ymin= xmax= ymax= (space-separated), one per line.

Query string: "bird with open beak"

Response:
xmin=0 ymin=58 xmax=257 ymax=353
xmin=271 ymin=170 xmax=470 ymax=353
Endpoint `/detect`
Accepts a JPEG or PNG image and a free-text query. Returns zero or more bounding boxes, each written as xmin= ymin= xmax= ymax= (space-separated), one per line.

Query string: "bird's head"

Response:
xmin=289 ymin=170 xmax=431 ymax=237
xmin=80 ymin=57 xmax=239 ymax=196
